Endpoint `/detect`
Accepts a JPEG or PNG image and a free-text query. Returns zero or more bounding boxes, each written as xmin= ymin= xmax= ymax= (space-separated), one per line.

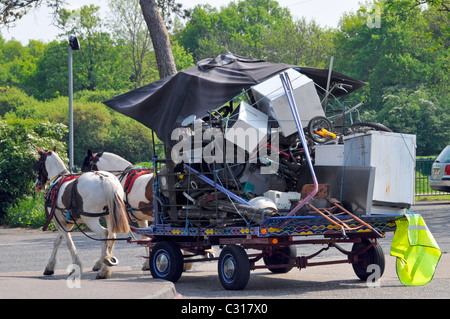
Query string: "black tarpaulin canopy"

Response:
xmin=103 ymin=53 xmax=366 ymax=145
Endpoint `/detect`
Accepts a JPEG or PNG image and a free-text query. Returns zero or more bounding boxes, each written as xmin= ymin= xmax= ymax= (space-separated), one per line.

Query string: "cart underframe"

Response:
xmin=129 ymin=213 xmax=400 ymax=290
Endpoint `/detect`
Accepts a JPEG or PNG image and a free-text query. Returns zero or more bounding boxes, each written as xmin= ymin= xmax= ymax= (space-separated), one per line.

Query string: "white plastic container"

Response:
xmin=251 ymin=68 xmax=325 ymax=137
xmin=314 ymin=144 xmax=345 ymax=166
xmin=225 ymin=101 xmax=268 ymax=154
xmin=343 ymin=131 xmax=416 ymax=214
xmin=263 ymin=190 xmax=301 ymax=210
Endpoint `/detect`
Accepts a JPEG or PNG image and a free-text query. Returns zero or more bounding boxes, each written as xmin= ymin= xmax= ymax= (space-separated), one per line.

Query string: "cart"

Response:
xmin=105 ymin=54 xmax=409 ymax=290
xmin=130 ymin=196 xmax=399 ymax=290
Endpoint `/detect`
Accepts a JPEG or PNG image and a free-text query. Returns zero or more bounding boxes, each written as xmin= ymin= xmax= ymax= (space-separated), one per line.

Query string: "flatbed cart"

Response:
xmin=101 ymin=55 xmax=430 ymax=289
xmin=129 ymin=205 xmax=400 ymax=290
xmin=125 ymin=69 xmax=403 ymax=290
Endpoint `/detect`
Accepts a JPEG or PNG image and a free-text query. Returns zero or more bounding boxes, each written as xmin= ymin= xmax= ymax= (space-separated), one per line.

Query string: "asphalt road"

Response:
xmin=0 ymin=201 xmax=449 ymax=300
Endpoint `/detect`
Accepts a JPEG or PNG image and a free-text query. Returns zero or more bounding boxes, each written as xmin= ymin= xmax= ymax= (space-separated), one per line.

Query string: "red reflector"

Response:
xmin=445 ymin=165 xmax=450 ymax=176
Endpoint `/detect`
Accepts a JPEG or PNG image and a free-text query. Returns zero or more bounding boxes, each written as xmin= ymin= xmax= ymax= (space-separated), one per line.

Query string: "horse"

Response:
xmin=81 ymin=150 xmax=215 ymax=269
xmin=81 ymin=150 xmax=154 ymax=270
xmin=34 ymin=147 xmax=130 ymax=279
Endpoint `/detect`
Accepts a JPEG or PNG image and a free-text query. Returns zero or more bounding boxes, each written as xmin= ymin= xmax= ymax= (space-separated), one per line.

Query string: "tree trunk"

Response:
xmin=139 ymin=0 xmax=177 ymax=79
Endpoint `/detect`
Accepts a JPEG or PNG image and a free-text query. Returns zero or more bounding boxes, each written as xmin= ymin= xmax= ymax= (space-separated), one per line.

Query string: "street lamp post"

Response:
xmin=68 ymin=36 xmax=80 ymax=172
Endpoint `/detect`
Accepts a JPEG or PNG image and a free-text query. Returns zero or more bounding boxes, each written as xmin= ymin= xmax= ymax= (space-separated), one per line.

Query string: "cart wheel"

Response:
xmin=351 ymin=239 xmax=385 ymax=281
xmin=149 ymin=241 xmax=184 ymax=283
xmin=263 ymin=246 xmax=297 ymax=274
xmin=218 ymin=245 xmax=250 ymax=290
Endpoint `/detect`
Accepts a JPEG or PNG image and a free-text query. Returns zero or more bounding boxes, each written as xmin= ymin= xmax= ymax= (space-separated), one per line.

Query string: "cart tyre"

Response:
xmin=149 ymin=241 xmax=184 ymax=283
xmin=218 ymin=245 xmax=250 ymax=290
xmin=263 ymin=246 xmax=297 ymax=274
xmin=351 ymin=239 xmax=385 ymax=281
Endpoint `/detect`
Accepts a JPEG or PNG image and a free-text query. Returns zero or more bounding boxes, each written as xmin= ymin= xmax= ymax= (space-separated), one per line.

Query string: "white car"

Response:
xmin=429 ymin=145 xmax=450 ymax=192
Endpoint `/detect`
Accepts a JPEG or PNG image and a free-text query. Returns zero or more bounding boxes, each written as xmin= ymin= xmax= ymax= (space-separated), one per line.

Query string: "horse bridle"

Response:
xmin=34 ymin=150 xmax=69 ymax=189
xmin=33 ymin=150 xmax=51 ymax=188
xmin=89 ymin=152 xmax=102 ymax=171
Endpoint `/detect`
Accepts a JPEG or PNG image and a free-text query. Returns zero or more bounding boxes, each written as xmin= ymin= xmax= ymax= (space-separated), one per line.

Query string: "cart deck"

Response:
xmin=132 ymin=214 xmax=398 ymax=240
xmin=129 ymin=212 xmax=402 ymax=290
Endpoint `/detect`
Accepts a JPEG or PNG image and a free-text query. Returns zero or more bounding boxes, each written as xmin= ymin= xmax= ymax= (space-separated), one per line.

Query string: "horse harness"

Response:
xmin=43 ymin=171 xmax=111 ymax=231
xmin=86 ymin=152 xmax=154 ymax=221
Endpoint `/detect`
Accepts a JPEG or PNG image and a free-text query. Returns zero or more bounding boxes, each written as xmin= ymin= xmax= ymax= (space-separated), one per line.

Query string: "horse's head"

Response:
xmin=34 ymin=146 xmax=55 ymax=191
xmin=81 ymin=149 xmax=101 ymax=172
xmin=33 ymin=146 xmax=68 ymax=192
xmin=82 ymin=150 xmax=132 ymax=172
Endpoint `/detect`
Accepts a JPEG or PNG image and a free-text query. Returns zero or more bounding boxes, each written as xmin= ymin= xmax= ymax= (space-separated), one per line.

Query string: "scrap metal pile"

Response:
xmin=103 ymin=53 xmax=367 ymax=228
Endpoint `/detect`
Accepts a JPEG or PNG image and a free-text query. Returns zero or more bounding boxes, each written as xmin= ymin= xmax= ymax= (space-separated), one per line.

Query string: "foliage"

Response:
xmin=176 ymin=1 xmax=290 ymax=61
xmin=262 ymin=17 xmax=336 ymax=68
xmin=0 ymin=0 xmax=65 ymax=26
xmin=380 ymin=86 xmax=449 ymax=154
xmin=333 ymin=0 xmax=449 ymax=155
xmin=0 ymin=0 xmax=449 ymax=224
xmin=107 ymin=0 xmax=156 ymax=88
xmin=0 ymin=118 xmax=68 ymax=217
xmin=0 ymin=87 xmax=160 ymax=165
xmin=384 ymin=0 xmax=450 ymax=13
xmin=2 ymin=194 xmax=49 ymax=228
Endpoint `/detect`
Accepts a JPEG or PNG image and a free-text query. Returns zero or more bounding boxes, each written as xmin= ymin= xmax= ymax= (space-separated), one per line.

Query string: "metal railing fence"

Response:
xmin=415 ymin=157 xmax=448 ymax=197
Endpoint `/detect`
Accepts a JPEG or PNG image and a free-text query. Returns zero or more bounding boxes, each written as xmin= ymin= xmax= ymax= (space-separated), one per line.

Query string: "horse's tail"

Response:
xmin=102 ymin=174 xmax=130 ymax=234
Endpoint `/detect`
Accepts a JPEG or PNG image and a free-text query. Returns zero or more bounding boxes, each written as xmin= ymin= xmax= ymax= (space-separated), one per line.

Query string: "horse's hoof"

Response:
xmin=96 ymin=273 xmax=108 ymax=280
xmin=43 ymin=269 xmax=54 ymax=276
xmin=183 ymin=263 xmax=193 ymax=271
xmin=96 ymin=268 xmax=111 ymax=279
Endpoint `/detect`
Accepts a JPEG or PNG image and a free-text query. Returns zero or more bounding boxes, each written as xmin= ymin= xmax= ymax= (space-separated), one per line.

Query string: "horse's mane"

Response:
xmin=102 ymin=152 xmax=132 ymax=167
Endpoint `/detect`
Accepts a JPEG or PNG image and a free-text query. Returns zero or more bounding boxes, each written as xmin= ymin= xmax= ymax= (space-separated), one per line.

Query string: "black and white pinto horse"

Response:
xmin=81 ymin=150 xmax=154 ymax=270
xmin=34 ymin=147 xmax=130 ymax=279
xmin=81 ymin=150 xmax=215 ymax=269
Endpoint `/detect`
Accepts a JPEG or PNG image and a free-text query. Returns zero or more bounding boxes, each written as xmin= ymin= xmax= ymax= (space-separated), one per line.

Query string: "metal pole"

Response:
xmin=323 ymin=55 xmax=334 ymax=113
xmin=68 ymin=45 xmax=74 ymax=172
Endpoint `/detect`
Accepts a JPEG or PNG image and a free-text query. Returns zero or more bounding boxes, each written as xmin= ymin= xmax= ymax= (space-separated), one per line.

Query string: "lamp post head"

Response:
xmin=69 ymin=36 xmax=81 ymax=50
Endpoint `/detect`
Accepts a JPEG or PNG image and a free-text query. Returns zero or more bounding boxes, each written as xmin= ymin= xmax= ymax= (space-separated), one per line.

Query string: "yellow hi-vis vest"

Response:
xmin=390 ymin=212 xmax=441 ymax=286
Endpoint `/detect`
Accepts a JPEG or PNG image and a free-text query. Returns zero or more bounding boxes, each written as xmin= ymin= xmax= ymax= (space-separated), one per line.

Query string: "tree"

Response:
xmin=56 ymin=5 xmax=130 ymax=91
xmin=0 ymin=118 xmax=68 ymax=217
xmin=1 ymin=0 xmax=186 ymax=80
xmin=175 ymin=0 xmax=333 ymax=68
xmin=263 ymin=17 xmax=335 ymax=68
xmin=380 ymin=86 xmax=449 ymax=155
xmin=333 ymin=0 xmax=449 ymax=155
xmin=176 ymin=0 xmax=293 ymax=61
xmin=0 ymin=0 xmax=65 ymax=26
xmin=139 ymin=0 xmax=177 ymax=78
xmin=385 ymin=0 xmax=450 ymax=12
xmin=334 ymin=1 xmax=446 ymax=107
xmin=0 ymin=37 xmax=44 ymax=92
xmin=107 ymin=0 xmax=155 ymax=88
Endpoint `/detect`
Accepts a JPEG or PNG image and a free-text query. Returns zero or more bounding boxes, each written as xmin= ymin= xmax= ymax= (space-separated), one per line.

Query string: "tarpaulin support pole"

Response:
xmin=280 ymin=72 xmax=318 ymax=217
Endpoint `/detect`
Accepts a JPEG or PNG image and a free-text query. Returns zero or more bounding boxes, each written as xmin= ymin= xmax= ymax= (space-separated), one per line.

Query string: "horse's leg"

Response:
xmin=44 ymin=216 xmax=81 ymax=276
xmin=82 ymin=217 xmax=112 ymax=279
xmin=64 ymin=231 xmax=83 ymax=273
xmin=43 ymin=231 xmax=63 ymax=276
xmin=97 ymin=225 xmax=118 ymax=280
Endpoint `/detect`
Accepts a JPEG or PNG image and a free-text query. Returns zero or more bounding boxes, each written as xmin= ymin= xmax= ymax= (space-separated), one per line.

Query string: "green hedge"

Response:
xmin=0 ymin=118 xmax=68 ymax=219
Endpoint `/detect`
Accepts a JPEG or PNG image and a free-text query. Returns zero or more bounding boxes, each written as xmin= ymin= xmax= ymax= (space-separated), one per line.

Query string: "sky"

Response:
xmin=1 ymin=0 xmax=364 ymax=44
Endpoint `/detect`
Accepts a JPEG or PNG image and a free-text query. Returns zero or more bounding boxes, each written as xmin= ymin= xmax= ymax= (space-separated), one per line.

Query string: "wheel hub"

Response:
xmin=155 ymin=252 xmax=169 ymax=274
xmin=223 ymin=256 xmax=236 ymax=281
